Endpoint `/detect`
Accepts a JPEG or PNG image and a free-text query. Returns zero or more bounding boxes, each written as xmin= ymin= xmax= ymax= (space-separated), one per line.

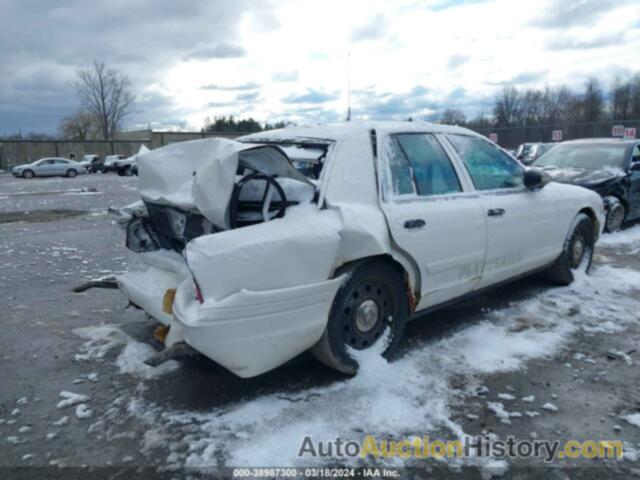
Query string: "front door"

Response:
xmin=628 ymin=144 xmax=640 ymax=220
xmin=444 ymin=134 xmax=559 ymax=287
xmin=380 ymin=132 xmax=487 ymax=309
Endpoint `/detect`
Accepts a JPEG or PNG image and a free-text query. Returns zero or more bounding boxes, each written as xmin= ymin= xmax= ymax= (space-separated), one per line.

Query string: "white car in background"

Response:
xmin=101 ymin=154 xmax=125 ymax=173
xmin=114 ymin=145 xmax=150 ymax=176
xmin=11 ymin=157 xmax=86 ymax=178
xmin=81 ymin=121 xmax=604 ymax=378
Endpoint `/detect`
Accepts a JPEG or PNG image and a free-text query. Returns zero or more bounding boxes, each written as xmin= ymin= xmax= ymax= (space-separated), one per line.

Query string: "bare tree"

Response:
xmin=438 ymin=108 xmax=467 ymax=125
xmin=611 ymin=77 xmax=632 ymax=121
xmin=74 ymin=61 xmax=134 ymax=139
xmin=581 ymin=77 xmax=604 ymax=122
xmin=493 ymin=87 xmax=521 ymax=127
xmin=59 ymin=111 xmax=100 ymax=140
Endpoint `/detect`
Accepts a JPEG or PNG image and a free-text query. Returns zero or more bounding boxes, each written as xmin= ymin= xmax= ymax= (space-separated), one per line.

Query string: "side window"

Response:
xmin=448 ymin=135 xmax=524 ymax=191
xmin=55 ymin=160 xmax=68 ymax=164
xmin=387 ymin=133 xmax=462 ymax=197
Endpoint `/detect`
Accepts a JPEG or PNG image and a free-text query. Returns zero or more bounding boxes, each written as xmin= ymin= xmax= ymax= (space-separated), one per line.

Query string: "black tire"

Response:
xmin=124 ymin=166 xmax=133 ymax=177
xmin=66 ymin=169 xmax=77 ymax=178
xmin=22 ymin=169 xmax=35 ymax=178
xmin=544 ymin=213 xmax=594 ymax=286
xmin=604 ymin=198 xmax=625 ymax=233
xmin=310 ymin=259 xmax=409 ymax=375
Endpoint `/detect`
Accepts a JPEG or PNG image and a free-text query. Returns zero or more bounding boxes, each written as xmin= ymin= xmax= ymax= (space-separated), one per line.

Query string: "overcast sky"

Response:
xmin=1 ymin=0 xmax=639 ymax=135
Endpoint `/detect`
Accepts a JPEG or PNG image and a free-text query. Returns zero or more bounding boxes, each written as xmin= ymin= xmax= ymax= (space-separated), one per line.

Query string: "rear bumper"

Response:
xmin=169 ymin=276 xmax=344 ymax=378
xmin=115 ymin=251 xmax=190 ymax=325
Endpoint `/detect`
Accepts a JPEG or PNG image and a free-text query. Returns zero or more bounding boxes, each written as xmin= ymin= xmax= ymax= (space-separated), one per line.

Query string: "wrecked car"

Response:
xmin=78 ymin=122 xmax=605 ymax=378
xmin=533 ymin=139 xmax=640 ymax=232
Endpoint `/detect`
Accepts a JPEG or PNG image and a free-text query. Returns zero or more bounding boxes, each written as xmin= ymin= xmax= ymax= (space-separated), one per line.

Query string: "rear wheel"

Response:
xmin=66 ymin=169 xmax=77 ymax=178
xmin=310 ymin=259 xmax=409 ymax=375
xmin=544 ymin=213 xmax=594 ymax=285
xmin=22 ymin=169 xmax=35 ymax=178
xmin=124 ymin=166 xmax=133 ymax=176
xmin=604 ymin=198 xmax=625 ymax=233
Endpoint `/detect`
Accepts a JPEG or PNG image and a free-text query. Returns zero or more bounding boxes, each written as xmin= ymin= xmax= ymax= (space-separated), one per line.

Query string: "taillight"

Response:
xmin=194 ymin=281 xmax=204 ymax=304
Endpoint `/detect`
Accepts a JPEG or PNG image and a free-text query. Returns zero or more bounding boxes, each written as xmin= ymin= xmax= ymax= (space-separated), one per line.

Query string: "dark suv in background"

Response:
xmin=533 ymin=139 xmax=640 ymax=232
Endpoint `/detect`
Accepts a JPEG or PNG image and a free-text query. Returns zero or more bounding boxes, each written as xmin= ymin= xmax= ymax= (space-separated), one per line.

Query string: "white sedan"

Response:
xmin=12 ymin=157 xmax=86 ymax=178
xmin=90 ymin=121 xmax=604 ymax=378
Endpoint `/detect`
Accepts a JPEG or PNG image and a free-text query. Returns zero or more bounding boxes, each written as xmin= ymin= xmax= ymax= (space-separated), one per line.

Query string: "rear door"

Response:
xmin=444 ymin=134 xmax=560 ymax=287
xmin=34 ymin=159 xmax=55 ymax=176
xmin=53 ymin=159 xmax=69 ymax=175
xmin=380 ymin=132 xmax=487 ymax=309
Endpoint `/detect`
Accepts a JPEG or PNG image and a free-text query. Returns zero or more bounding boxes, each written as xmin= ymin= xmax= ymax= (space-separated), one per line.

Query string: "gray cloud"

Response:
xmin=351 ymin=14 xmax=387 ymax=42
xmin=0 ymin=0 xmax=262 ymax=134
xmin=235 ymin=91 xmax=261 ymax=102
xmin=487 ymin=70 xmax=548 ymax=87
xmin=531 ymin=0 xmax=632 ymax=29
xmin=282 ymin=89 xmax=339 ymax=104
xmin=448 ymin=54 xmax=471 ymax=69
xmin=201 ymin=82 xmax=261 ymax=91
xmin=546 ymin=33 xmax=620 ymax=51
xmin=185 ymin=43 xmax=247 ymax=60
xmin=271 ymin=70 xmax=299 ymax=82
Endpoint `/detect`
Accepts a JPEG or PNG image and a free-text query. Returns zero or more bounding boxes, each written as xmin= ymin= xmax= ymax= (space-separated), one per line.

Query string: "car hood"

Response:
xmin=137 ymin=137 xmax=313 ymax=228
xmin=538 ymin=165 xmax=625 ymax=186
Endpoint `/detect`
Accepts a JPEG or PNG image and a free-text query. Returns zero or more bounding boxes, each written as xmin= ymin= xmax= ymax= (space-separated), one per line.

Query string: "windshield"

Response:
xmin=535 ymin=143 xmax=629 ymax=170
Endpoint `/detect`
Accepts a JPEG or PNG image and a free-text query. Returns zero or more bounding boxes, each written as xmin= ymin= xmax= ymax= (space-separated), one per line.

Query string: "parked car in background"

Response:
xmin=80 ymin=122 xmax=604 ymax=378
xmin=101 ymin=154 xmax=125 ymax=173
xmin=11 ymin=157 xmax=86 ymax=178
xmin=516 ymin=142 xmax=555 ymax=165
xmin=534 ymin=139 xmax=640 ymax=232
xmin=80 ymin=154 xmax=102 ymax=173
xmin=114 ymin=145 xmax=150 ymax=176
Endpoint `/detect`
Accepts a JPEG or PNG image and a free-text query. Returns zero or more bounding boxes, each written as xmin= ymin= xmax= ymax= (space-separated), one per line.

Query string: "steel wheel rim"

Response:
xmin=340 ymin=277 xmax=393 ymax=350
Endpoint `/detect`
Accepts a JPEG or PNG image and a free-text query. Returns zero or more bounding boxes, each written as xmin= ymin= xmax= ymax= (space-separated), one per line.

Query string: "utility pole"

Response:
xmin=346 ymin=51 xmax=352 ymax=122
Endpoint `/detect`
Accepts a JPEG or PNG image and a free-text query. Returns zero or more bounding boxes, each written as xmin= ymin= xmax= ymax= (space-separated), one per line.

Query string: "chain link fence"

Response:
xmin=472 ymin=119 xmax=640 ymax=149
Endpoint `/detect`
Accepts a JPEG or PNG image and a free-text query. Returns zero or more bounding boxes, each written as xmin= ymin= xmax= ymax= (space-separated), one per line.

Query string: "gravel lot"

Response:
xmin=1 ymin=173 xmax=639 ymax=479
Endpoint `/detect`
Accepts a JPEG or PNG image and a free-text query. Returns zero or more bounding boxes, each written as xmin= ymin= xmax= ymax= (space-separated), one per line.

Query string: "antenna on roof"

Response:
xmin=346 ymin=51 xmax=352 ymax=122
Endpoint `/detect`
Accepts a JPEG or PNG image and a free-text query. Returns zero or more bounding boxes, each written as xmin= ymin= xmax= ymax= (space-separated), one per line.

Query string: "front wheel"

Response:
xmin=604 ymin=198 xmax=625 ymax=233
xmin=543 ymin=213 xmax=594 ymax=285
xmin=22 ymin=169 xmax=35 ymax=178
xmin=310 ymin=259 xmax=409 ymax=375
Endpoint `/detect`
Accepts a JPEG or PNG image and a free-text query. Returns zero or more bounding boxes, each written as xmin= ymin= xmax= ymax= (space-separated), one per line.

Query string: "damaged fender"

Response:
xmin=167 ymin=206 xmax=347 ymax=377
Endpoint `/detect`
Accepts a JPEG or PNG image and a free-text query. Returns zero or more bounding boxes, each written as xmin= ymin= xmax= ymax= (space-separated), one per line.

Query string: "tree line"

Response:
xmin=202 ymin=116 xmax=291 ymax=134
xmin=439 ymin=73 xmax=640 ymax=129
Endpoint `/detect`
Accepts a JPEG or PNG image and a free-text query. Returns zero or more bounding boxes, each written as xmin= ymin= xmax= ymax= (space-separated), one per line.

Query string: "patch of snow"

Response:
xmin=522 ymin=395 xmax=535 ymax=402
xmin=73 ymin=325 xmax=178 ymax=379
xmin=18 ymin=426 xmax=31 ymax=433
xmin=525 ymin=411 xmax=540 ymax=418
xmin=497 ymin=393 xmax=515 ymax=401
xmin=22 ymin=454 xmax=34 ymax=460
xmin=46 ymin=432 xmax=57 ymax=440
xmin=623 ymin=414 xmax=640 ymax=428
xmin=75 ymin=404 xmax=93 ymax=419
xmin=542 ymin=403 xmax=559 ymax=412
xmin=598 ymin=224 xmax=640 ymax=248
xmin=487 ymin=402 xmax=511 ymax=424
xmin=52 ymin=416 xmax=69 ymax=426
xmin=6 ymin=436 xmax=26 ymax=444
xmin=57 ymin=391 xmax=89 ymax=409
xmin=11 ymin=408 xmax=20 ymax=416
xmin=16 ymin=397 xmax=28 ymax=405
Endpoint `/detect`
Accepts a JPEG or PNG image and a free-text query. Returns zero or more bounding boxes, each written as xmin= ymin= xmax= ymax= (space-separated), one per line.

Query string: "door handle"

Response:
xmin=487 ymin=208 xmax=505 ymax=217
xmin=404 ymin=219 xmax=426 ymax=229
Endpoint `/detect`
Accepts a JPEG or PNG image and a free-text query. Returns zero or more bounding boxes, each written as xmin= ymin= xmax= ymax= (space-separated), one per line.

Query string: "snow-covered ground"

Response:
xmin=64 ymin=233 xmax=640 ymax=473
xmin=1 ymin=174 xmax=639 ymax=477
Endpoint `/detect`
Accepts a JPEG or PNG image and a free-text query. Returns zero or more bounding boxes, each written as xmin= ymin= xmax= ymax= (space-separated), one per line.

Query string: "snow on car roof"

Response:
xmin=240 ymin=121 xmax=480 ymax=143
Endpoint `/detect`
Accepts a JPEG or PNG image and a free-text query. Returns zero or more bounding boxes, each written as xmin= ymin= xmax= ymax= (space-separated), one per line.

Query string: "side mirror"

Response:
xmin=524 ymin=168 xmax=551 ymax=190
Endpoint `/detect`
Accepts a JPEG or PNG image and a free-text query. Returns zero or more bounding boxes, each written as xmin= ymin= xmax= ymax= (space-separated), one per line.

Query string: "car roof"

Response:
xmin=560 ymin=138 xmax=639 ymax=146
xmin=240 ymin=121 xmax=481 ymax=143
